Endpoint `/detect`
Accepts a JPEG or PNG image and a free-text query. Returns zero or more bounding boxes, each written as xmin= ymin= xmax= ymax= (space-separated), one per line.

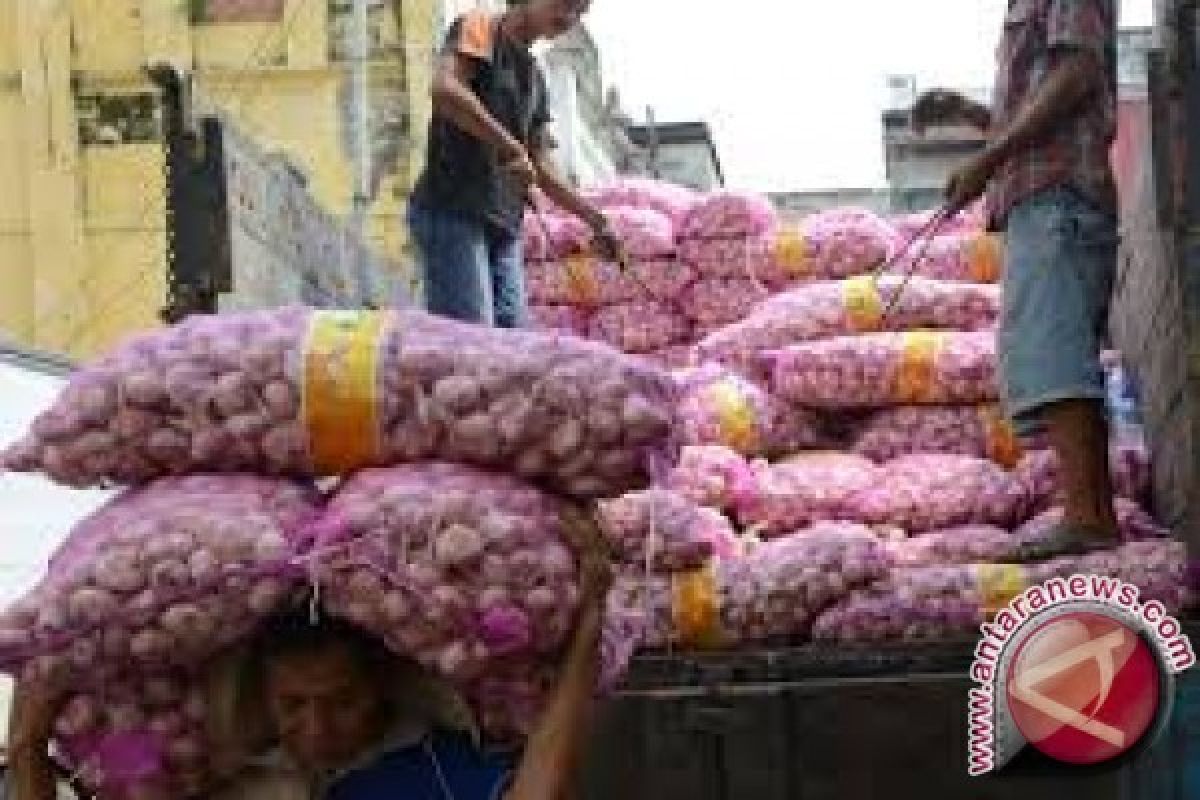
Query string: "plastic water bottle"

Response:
xmin=1104 ymin=358 xmax=1145 ymax=447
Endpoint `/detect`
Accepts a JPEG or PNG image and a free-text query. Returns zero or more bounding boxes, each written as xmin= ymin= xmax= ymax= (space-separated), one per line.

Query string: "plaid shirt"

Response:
xmin=987 ymin=0 xmax=1118 ymax=230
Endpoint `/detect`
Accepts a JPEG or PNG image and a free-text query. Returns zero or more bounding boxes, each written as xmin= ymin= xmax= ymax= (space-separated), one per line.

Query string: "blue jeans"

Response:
xmin=1000 ymin=187 xmax=1118 ymax=437
xmin=407 ymin=202 xmax=528 ymax=328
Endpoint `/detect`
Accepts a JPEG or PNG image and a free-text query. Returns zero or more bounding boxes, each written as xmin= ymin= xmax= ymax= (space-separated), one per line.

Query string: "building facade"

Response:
xmin=537 ymin=25 xmax=619 ymax=186
xmin=624 ymin=120 xmax=725 ymax=192
xmin=0 ymin=0 xmax=436 ymax=359
xmin=880 ymin=27 xmax=1155 ymax=214
xmin=770 ymin=188 xmax=894 ymax=222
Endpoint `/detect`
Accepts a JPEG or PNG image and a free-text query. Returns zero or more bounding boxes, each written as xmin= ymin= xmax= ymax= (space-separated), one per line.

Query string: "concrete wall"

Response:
xmin=541 ymin=52 xmax=608 ymax=185
xmin=883 ymin=122 xmax=987 ymax=196
xmin=880 ymin=28 xmax=1151 ymax=205
xmin=650 ymin=141 xmax=721 ymax=192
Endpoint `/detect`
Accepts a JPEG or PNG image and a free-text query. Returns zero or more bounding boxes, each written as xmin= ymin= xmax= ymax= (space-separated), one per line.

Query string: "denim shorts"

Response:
xmin=407 ymin=202 xmax=528 ymax=328
xmin=1000 ymin=187 xmax=1118 ymax=436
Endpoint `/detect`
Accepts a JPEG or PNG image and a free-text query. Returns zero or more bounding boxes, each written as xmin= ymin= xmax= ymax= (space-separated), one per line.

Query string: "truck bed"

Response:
xmin=580 ymin=627 xmax=1200 ymax=800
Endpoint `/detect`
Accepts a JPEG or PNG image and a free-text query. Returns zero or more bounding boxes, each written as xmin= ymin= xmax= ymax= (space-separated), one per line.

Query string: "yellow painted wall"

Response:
xmin=0 ymin=0 xmax=437 ymax=359
xmin=0 ymin=1 xmax=19 ymax=73
xmin=16 ymin=0 xmax=91 ymax=355
xmin=0 ymin=84 xmax=32 ymax=343
xmin=79 ymin=145 xmax=168 ymax=360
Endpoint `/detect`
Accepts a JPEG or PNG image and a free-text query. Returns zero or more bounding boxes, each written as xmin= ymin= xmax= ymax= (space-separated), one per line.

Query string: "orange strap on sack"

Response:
xmin=980 ymin=406 xmax=1023 ymax=468
xmin=303 ymin=311 xmax=387 ymax=473
xmin=773 ymin=227 xmax=810 ymax=277
xmin=706 ymin=380 xmax=761 ymax=455
xmin=967 ymin=234 xmax=1003 ymax=283
xmin=843 ymin=276 xmax=884 ymax=332
xmin=564 ymin=253 xmax=600 ymax=307
xmin=671 ymin=563 xmax=725 ymax=649
xmin=976 ymin=564 xmax=1028 ymax=617
xmin=894 ymin=332 xmax=944 ymax=404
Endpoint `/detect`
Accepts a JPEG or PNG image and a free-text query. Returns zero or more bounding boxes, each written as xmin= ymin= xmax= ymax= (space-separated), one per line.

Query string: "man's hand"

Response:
xmin=591 ymin=224 xmax=624 ymax=265
xmin=529 ymin=148 xmax=627 ymax=267
xmin=505 ymin=504 xmax=612 ymax=800
xmin=912 ymin=89 xmax=990 ymax=135
xmin=500 ymin=147 xmax=539 ymax=193
xmin=589 ymin=217 xmax=625 ymax=267
xmin=945 ymin=148 xmax=1002 ymax=213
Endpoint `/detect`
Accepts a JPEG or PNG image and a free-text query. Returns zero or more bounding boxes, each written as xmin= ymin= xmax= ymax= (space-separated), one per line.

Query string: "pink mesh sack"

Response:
xmin=0 ymin=475 xmax=315 ymax=686
xmin=849 ymin=405 xmax=1023 ymax=467
xmin=621 ymin=522 xmax=890 ymax=649
xmin=732 ymin=452 xmax=881 ymax=536
xmin=769 ymin=331 xmax=997 ymax=410
xmin=848 ymin=454 xmax=1030 ymax=533
xmin=588 ymin=302 xmax=691 ymax=354
xmin=678 ymin=190 xmax=778 ymax=240
xmin=675 ymin=364 xmax=827 ymax=457
xmin=694 ymin=276 xmax=1000 ymax=375
xmin=309 ymin=464 xmax=654 ymax=689
xmin=680 ymin=277 xmax=772 ymax=328
xmin=2 ymin=308 xmax=679 ymax=498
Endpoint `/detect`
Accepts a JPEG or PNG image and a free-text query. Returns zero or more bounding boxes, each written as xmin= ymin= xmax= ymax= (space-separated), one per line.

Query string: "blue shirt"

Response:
xmin=325 ymin=731 xmax=514 ymax=800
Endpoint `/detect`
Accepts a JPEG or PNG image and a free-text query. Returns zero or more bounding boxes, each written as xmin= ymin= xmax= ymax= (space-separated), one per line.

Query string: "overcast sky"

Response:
xmin=587 ymin=1 xmax=1156 ymax=192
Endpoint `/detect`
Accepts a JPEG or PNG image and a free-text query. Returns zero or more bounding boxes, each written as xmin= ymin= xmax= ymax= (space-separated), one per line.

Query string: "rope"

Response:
xmin=869 ymin=205 xmax=953 ymax=321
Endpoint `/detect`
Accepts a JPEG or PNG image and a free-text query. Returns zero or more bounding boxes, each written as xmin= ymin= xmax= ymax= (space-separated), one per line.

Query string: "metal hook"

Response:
xmin=528 ymin=200 xmax=648 ymax=289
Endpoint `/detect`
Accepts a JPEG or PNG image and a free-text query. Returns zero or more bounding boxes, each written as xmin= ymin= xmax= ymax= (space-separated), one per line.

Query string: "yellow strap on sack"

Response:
xmin=564 ymin=253 xmax=600 ymax=307
xmin=976 ymin=564 xmax=1028 ymax=617
xmin=967 ymin=234 xmax=1003 ymax=283
xmin=843 ymin=276 xmax=884 ymax=332
xmin=671 ymin=563 xmax=725 ymax=649
xmin=773 ymin=227 xmax=810 ymax=277
xmin=895 ymin=332 xmax=944 ymax=404
xmin=706 ymin=380 xmax=760 ymax=455
xmin=303 ymin=311 xmax=387 ymax=473
xmin=980 ymin=406 xmax=1023 ymax=469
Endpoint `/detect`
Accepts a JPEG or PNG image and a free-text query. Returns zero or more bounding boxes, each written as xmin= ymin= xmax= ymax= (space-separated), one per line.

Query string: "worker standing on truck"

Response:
xmin=911 ymin=0 xmax=1121 ymax=559
xmin=8 ymin=507 xmax=612 ymax=800
xmin=408 ymin=0 xmax=620 ymax=329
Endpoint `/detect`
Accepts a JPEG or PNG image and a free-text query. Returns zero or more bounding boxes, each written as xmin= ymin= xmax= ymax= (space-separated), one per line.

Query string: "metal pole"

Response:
xmin=348 ymin=0 xmax=372 ymax=305
xmin=350 ymin=0 xmax=371 ymax=220
xmin=645 ymin=105 xmax=660 ymax=180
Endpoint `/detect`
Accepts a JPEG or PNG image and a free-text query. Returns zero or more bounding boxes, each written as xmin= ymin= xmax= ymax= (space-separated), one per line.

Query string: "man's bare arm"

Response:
xmin=7 ymin=682 xmax=63 ymax=800
xmin=432 ymin=53 xmax=529 ymax=165
xmin=942 ymin=49 xmax=1104 ymax=211
xmin=977 ymin=50 xmax=1102 ymax=175
xmin=532 ymin=147 xmax=622 ymax=261
xmin=532 ymin=150 xmax=603 ymax=228
xmin=505 ymin=508 xmax=612 ymax=800
xmin=504 ymin=604 xmax=602 ymax=800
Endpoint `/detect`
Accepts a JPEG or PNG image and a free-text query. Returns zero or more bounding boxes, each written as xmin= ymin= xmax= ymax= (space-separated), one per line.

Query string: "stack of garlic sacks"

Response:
xmin=524 ymin=179 xmax=916 ymax=366
xmin=524 ymin=180 xmax=700 ymax=366
xmin=0 ymin=308 xmax=714 ymax=799
xmin=527 ymin=179 xmax=1187 ymax=652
